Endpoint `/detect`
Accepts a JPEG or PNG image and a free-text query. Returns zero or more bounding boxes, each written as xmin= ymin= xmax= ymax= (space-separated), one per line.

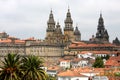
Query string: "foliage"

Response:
xmin=47 ymin=75 xmax=56 ymax=80
xmin=114 ymin=72 xmax=120 ymax=77
xmin=92 ymin=56 xmax=104 ymax=68
xmin=101 ymin=55 xmax=110 ymax=60
xmin=0 ymin=53 xmax=22 ymax=80
xmin=21 ymin=55 xmax=47 ymax=80
xmin=0 ymin=53 xmax=47 ymax=80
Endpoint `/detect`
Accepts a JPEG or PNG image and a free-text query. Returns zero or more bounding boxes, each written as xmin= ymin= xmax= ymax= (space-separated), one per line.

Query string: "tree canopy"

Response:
xmin=0 ymin=53 xmax=47 ymax=80
xmin=92 ymin=56 xmax=104 ymax=68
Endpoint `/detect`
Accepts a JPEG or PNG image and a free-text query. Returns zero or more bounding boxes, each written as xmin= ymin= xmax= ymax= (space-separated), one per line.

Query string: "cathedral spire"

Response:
xmin=47 ymin=10 xmax=55 ymax=32
xmin=74 ymin=26 xmax=81 ymax=41
xmin=65 ymin=8 xmax=72 ymax=23
xmin=47 ymin=9 xmax=55 ymax=24
xmin=55 ymin=22 xmax=62 ymax=34
xmin=74 ymin=26 xmax=80 ymax=35
xmin=95 ymin=13 xmax=109 ymax=43
xmin=98 ymin=13 xmax=104 ymax=27
xmin=100 ymin=13 xmax=102 ymax=18
xmin=64 ymin=7 xmax=73 ymax=31
xmin=56 ymin=22 xmax=60 ymax=28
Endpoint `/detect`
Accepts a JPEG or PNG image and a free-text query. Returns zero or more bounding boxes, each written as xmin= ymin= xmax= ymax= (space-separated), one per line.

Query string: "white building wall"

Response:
xmin=80 ymin=72 xmax=99 ymax=77
xmin=71 ymin=77 xmax=88 ymax=80
xmin=60 ymin=61 xmax=71 ymax=68
xmin=58 ymin=77 xmax=70 ymax=80
xmin=58 ymin=77 xmax=88 ymax=80
xmin=78 ymin=60 xmax=88 ymax=67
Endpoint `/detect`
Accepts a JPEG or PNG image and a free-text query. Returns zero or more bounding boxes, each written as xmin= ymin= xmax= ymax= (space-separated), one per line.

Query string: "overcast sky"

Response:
xmin=0 ymin=0 xmax=120 ymax=42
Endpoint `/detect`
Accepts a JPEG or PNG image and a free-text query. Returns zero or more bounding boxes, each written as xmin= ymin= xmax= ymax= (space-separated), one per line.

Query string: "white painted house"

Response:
xmin=78 ymin=52 xmax=95 ymax=59
xmin=47 ymin=66 xmax=61 ymax=77
xmin=59 ymin=59 xmax=71 ymax=69
xmin=92 ymin=76 xmax=109 ymax=80
xmin=71 ymin=58 xmax=89 ymax=68
xmin=57 ymin=67 xmax=109 ymax=80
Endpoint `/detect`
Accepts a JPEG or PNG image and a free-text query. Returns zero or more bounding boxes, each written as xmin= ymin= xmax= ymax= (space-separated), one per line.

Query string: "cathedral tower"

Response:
xmin=45 ymin=10 xmax=56 ymax=44
xmin=54 ymin=22 xmax=63 ymax=44
xmin=74 ymin=26 xmax=81 ymax=41
xmin=64 ymin=8 xmax=74 ymax=42
xmin=95 ymin=13 xmax=109 ymax=43
xmin=46 ymin=10 xmax=55 ymax=36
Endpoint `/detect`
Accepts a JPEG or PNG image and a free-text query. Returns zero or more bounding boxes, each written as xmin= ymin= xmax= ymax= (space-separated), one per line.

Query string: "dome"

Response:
xmin=74 ymin=27 xmax=80 ymax=35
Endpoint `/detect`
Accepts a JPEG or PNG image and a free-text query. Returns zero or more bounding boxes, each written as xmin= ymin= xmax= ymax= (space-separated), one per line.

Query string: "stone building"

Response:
xmin=0 ymin=32 xmax=25 ymax=57
xmin=0 ymin=35 xmax=63 ymax=57
xmin=64 ymin=13 xmax=120 ymax=57
xmin=0 ymin=32 xmax=9 ymax=39
xmin=0 ymin=9 xmax=119 ymax=61
xmin=25 ymin=39 xmax=63 ymax=57
xmin=45 ymin=9 xmax=81 ymax=45
xmin=113 ymin=37 xmax=120 ymax=46
xmin=89 ymin=14 xmax=109 ymax=43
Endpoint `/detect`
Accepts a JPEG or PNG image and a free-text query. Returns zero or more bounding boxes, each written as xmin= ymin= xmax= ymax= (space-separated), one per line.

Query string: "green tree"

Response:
xmin=105 ymin=54 xmax=110 ymax=60
xmin=0 ymin=53 xmax=22 ymax=80
xmin=46 ymin=75 xmax=56 ymax=80
xmin=21 ymin=55 xmax=47 ymax=80
xmin=114 ymin=72 xmax=120 ymax=77
xmin=92 ymin=56 xmax=104 ymax=68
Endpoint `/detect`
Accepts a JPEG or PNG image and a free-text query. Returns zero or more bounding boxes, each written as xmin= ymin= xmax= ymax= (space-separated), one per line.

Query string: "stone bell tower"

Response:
xmin=64 ymin=8 xmax=74 ymax=42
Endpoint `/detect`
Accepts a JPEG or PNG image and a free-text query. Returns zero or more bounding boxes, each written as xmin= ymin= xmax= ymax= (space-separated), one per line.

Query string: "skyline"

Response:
xmin=0 ymin=0 xmax=120 ymax=42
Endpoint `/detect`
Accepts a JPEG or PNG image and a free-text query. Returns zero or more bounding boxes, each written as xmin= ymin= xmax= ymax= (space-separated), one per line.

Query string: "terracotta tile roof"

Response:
xmin=0 ymin=39 xmax=12 ymax=43
xmin=72 ymin=58 xmax=81 ymax=63
xmin=63 ymin=56 xmax=74 ymax=60
xmin=24 ymin=37 xmax=35 ymax=41
xmin=15 ymin=40 xmax=25 ymax=44
xmin=105 ymin=56 xmax=120 ymax=68
xmin=73 ymin=67 xmax=111 ymax=73
xmin=57 ymin=70 xmax=87 ymax=77
xmin=0 ymin=38 xmax=25 ymax=44
xmin=48 ymin=66 xmax=61 ymax=71
xmin=69 ymin=42 xmax=116 ymax=48
xmin=105 ymin=60 xmax=120 ymax=67
xmin=74 ymin=67 xmax=97 ymax=73
xmin=109 ymin=77 xmax=120 ymax=80
xmin=59 ymin=59 xmax=71 ymax=62
xmin=58 ymin=67 xmax=120 ymax=77
xmin=79 ymin=51 xmax=111 ymax=54
xmin=109 ymin=56 xmax=120 ymax=61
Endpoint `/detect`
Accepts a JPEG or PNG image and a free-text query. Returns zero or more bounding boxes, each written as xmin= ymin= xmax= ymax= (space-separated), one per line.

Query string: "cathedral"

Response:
xmin=89 ymin=13 xmax=109 ymax=43
xmin=45 ymin=9 xmax=81 ymax=45
xmin=45 ymin=8 xmax=110 ymax=46
xmin=64 ymin=13 xmax=120 ymax=57
xmin=0 ymin=8 xmax=120 ymax=59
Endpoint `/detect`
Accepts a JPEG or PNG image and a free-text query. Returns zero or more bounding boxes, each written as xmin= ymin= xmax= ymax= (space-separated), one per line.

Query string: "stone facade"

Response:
xmin=89 ymin=14 xmax=109 ymax=43
xmin=113 ymin=37 xmax=120 ymax=46
xmin=0 ymin=10 xmax=119 ymax=60
xmin=64 ymin=13 xmax=120 ymax=57
xmin=0 ymin=43 xmax=25 ymax=57
xmin=45 ymin=9 xmax=81 ymax=45
xmin=25 ymin=41 xmax=63 ymax=57
xmin=0 ymin=33 xmax=63 ymax=57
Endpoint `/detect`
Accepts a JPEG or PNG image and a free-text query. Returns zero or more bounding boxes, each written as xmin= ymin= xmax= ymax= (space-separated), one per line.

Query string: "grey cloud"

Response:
xmin=0 ymin=0 xmax=120 ymax=42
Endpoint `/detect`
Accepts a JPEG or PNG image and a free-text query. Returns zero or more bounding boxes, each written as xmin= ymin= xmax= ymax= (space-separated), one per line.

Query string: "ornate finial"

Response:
xmin=75 ymin=23 xmax=79 ymax=30
xmin=50 ymin=8 xmax=52 ymax=14
xmin=100 ymin=11 xmax=102 ymax=17
xmin=68 ymin=5 xmax=70 ymax=12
